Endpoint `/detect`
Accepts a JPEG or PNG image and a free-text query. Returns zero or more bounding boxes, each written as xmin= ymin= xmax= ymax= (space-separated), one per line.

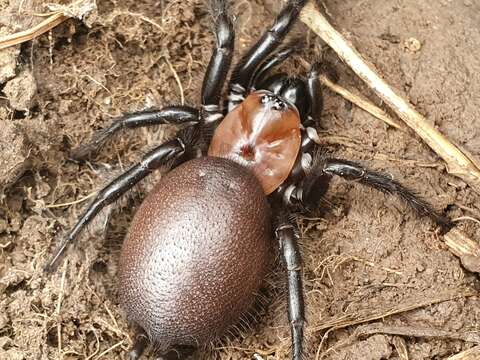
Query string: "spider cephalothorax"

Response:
xmin=45 ymin=0 xmax=451 ymax=359
xmin=209 ymin=90 xmax=302 ymax=194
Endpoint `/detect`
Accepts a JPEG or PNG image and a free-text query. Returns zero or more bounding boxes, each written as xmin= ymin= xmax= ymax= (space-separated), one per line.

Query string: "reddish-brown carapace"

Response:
xmin=209 ymin=90 xmax=301 ymax=194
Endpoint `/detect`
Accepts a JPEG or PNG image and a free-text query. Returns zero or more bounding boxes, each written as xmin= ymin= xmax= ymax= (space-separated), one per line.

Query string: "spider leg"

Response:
xmin=71 ymin=106 xmax=199 ymax=160
xmin=282 ymin=61 xmax=324 ymax=184
xmin=291 ymin=158 xmax=452 ymax=230
xmin=129 ymin=333 xmax=149 ymax=360
xmin=275 ymin=212 xmax=305 ymax=360
xmin=300 ymin=60 xmax=324 ymax=152
xmin=251 ymin=43 xmax=299 ymax=89
xmin=128 ymin=333 xmax=195 ymax=360
xmin=201 ymin=0 xmax=234 ymax=124
xmin=44 ymin=127 xmax=197 ymax=272
xmin=155 ymin=345 xmax=196 ymax=360
xmin=228 ymin=0 xmax=308 ymax=110
xmin=305 ymin=61 xmax=323 ymax=128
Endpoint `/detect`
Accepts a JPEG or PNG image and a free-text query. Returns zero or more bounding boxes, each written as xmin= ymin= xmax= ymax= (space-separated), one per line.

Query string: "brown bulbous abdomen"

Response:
xmin=119 ymin=156 xmax=272 ymax=350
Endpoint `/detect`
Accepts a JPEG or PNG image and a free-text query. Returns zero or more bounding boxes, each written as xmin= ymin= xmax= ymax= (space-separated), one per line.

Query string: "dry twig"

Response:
xmin=444 ymin=227 xmax=480 ymax=274
xmin=0 ymin=12 xmax=69 ymax=50
xmin=312 ymin=288 xmax=476 ymax=332
xmin=356 ymin=323 xmax=480 ymax=344
xmin=300 ymin=3 xmax=480 ymax=193
xmin=448 ymin=346 xmax=480 ymax=360
xmin=392 ymin=337 xmax=409 ymax=360
xmin=319 ymin=73 xmax=404 ymax=130
xmin=299 ymin=58 xmax=404 ymax=130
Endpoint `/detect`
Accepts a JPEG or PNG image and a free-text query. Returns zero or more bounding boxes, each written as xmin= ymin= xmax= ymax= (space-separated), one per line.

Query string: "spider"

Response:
xmin=45 ymin=0 xmax=451 ymax=359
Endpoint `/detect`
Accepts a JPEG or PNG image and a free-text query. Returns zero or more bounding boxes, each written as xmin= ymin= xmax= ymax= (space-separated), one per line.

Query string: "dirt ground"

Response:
xmin=1 ymin=0 xmax=480 ymax=359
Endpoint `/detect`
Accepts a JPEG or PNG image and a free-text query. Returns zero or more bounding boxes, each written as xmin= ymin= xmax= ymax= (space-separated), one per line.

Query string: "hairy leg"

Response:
xmin=71 ymin=106 xmax=199 ymax=160
xmin=45 ymin=127 xmax=198 ymax=271
xmin=251 ymin=42 xmax=300 ymax=89
xmin=275 ymin=211 xmax=305 ymax=360
xmin=228 ymin=0 xmax=308 ymax=110
xmin=128 ymin=332 xmax=195 ymax=360
xmin=155 ymin=345 xmax=196 ymax=360
xmin=291 ymin=157 xmax=452 ymax=230
xmin=200 ymin=0 xmax=234 ymax=125
xmin=129 ymin=333 xmax=149 ymax=360
xmin=305 ymin=61 xmax=323 ymax=128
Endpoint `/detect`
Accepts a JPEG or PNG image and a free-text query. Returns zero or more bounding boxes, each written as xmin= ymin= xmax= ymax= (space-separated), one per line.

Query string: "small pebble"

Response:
xmin=403 ymin=37 xmax=422 ymax=53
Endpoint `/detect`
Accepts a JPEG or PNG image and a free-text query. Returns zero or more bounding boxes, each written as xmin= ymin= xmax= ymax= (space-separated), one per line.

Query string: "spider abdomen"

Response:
xmin=119 ymin=156 xmax=272 ymax=349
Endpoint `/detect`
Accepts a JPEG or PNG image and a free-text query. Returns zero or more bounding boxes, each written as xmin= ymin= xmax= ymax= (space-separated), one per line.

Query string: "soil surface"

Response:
xmin=1 ymin=0 xmax=480 ymax=359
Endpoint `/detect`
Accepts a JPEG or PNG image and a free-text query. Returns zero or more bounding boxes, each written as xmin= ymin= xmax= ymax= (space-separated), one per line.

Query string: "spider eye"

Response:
xmin=261 ymin=94 xmax=287 ymax=112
